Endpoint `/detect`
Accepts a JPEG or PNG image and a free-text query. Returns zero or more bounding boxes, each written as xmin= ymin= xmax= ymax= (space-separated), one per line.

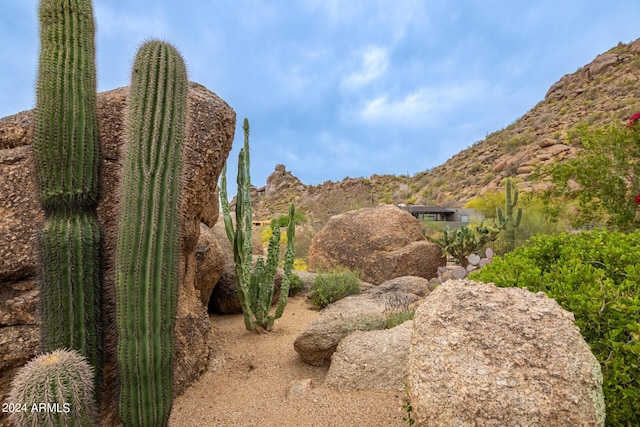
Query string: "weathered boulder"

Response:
xmin=294 ymin=276 xmax=430 ymax=366
xmin=307 ymin=204 xmax=444 ymax=285
xmin=325 ymin=320 xmax=412 ymax=391
xmin=195 ymin=222 xmax=227 ymax=306
xmin=207 ymin=220 xmax=267 ymax=314
xmin=0 ymin=82 xmax=235 ymax=425
xmin=408 ymin=279 xmax=605 ymax=427
xmin=265 ymin=163 xmax=303 ymax=195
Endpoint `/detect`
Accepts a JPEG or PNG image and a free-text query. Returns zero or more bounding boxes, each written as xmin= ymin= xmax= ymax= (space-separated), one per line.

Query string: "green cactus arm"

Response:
xmin=273 ymin=204 xmax=296 ymax=321
xmin=219 ymin=164 xmax=235 ymax=245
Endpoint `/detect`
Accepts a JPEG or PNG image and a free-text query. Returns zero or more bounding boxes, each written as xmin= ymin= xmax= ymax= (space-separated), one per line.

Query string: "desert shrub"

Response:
xmin=469 ymin=230 xmax=640 ymax=426
xmin=293 ymin=258 xmax=308 ymax=271
xmin=385 ymin=308 xmax=415 ymax=329
xmin=288 ymin=273 xmax=305 ymax=296
xmin=309 ymin=267 xmax=362 ymax=309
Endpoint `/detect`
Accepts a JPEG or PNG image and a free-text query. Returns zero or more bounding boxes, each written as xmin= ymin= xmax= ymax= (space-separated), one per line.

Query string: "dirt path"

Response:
xmin=169 ymin=295 xmax=407 ymax=427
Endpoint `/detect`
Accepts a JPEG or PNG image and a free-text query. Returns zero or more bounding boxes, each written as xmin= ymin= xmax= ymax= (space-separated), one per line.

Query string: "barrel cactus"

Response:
xmin=8 ymin=349 xmax=98 ymax=427
xmin=115 ymin=40 xmax=187 ymax=427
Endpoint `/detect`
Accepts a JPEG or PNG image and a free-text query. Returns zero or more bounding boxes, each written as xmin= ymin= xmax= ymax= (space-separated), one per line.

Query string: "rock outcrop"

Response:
xmin=207 ymin=220 xmax=266 ymax=314
xmin=307 ymin=204 xmax=444 ymax=285
xmin=294 ymin=276 xmax=430 ymax=366
xmin=325 ymin=320 xmax=412 ymax=391
xmin=195 ymin=222 xmax=227 ymax=306
xmin=0 ymin=82 xmax=235 ymax=425
xmin=408 ymin=279 xmax=605 ymax=427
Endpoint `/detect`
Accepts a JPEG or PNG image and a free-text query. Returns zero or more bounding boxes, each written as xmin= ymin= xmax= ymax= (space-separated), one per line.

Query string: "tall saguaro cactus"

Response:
xmin=497 ymin=178 xmax=522 ymax=252
xmin=33 ymin=0 xmax=102 ymax=387
xmin=115 ymin=40 xmax=187 ymax=427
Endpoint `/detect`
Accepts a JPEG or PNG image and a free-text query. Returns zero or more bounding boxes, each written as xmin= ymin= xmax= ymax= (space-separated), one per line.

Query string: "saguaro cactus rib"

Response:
xmin=35 ymin=0 xmax=100 ymax=212
xmin=34 ymin=0 xmax=102 ymax=400
xmin=38 ymin=212 xmax=101 ymax=369
xmin=115 ymin=40 xmax=187 ymax=427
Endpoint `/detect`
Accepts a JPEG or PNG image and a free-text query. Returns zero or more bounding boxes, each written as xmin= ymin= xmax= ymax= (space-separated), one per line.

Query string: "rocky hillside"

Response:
xmin=252 ymin=39 xmax=640 ymax=223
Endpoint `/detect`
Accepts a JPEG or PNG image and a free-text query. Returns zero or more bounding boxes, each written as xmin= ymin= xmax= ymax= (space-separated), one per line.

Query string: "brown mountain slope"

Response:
xmin=252 ymin=38 xmax=640 ymax=223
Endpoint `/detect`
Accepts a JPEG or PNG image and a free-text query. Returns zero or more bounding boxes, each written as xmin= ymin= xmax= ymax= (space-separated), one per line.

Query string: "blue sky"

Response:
xmin=2 ymin=1 xmax=640 ymax=193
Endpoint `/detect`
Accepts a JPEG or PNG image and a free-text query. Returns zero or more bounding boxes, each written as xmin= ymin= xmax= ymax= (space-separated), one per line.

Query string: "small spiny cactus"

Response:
xmin=8 ymin=349 xmax=98 ymax=427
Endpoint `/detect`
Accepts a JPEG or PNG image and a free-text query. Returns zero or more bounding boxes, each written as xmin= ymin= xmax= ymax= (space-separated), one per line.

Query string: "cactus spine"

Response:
xmin=8 ymin=349 xmax=98 ymax=427
xmin=220 ymin=118 xmax=296 ymax=333
xmin=35 ymin=0 xmax=100 ymax=211
xmin=115 ymin=40 xmax=187 ymax=427
xmin=497 ymin=178 xmax=522 ymax=252
xmin=33 ymin=0 xmax=102 ymax=391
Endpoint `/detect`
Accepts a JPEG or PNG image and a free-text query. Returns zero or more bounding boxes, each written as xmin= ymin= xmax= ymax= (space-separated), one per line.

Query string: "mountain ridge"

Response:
xmin=251 ymin=38 xmax=640 ymax=223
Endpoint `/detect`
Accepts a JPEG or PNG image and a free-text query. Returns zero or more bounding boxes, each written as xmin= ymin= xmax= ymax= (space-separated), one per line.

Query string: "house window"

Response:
xmin=460 ymin=215 xmax=469 ymax=223
xmin=425 ymin=214 xmax=437 ymax=221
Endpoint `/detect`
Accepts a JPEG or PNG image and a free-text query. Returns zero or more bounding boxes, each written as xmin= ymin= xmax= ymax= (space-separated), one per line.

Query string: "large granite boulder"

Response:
xmin=408 ymin=279 xmax=605 ymax=427
xmin=325 ymin=320 xmax=413 ymax=391
xmin=307 ymin=204 xmax=444 ymax=285
xmin=0 ymin=82 xmax=235 ymax=426
xmin=195 ymin=221 xmax=227 ymax=306
xmin=294 ymin=276 xmax=430 ymax=366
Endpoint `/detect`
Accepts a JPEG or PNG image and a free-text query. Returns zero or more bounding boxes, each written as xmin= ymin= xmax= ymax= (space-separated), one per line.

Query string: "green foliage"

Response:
xmin=465 ymin=190 xmax=567 ymax=253
xmin=288 ymin=273 xmax=305 ymax=295
xmin=540 ymin=122 xmax=640 ymax=232
xmin=115 ymin=40 xmax=187 ymax=427
xmin=308 ymin=267 xmax=362 ymax=309
xmin=385 ymin=308 xmax=415 ymax=329
xmin=469 ymin=230 xmax=640 ymax=426
xmin=496 ymin=178 xmax=522 ymax=252
xmin=271 ymin=211 xmax=306 ymax=228
xmin=220 ymin=118 xmax=296 ymax=332
xmin=464 ymin=189 xmax=506 ymax=218
xmin=402 ymin=385 xmax=416 ymax=426
xmin=9 ymin=349 xmax=98 ymax=427
xmin=427 ymin=224 xmax=501 ymax=266
xmin=34 ymin=0 xmax=102 ymax=395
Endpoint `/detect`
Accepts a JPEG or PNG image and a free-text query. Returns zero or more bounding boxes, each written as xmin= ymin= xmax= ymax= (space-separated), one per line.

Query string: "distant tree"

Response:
xmin=540 ymin=117 xmax=640 ymax=232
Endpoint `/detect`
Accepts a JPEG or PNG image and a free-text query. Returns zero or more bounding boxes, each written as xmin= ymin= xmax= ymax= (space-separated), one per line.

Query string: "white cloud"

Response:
xmin=358 ymin=80 xmax=486 ymax=125
xmin=94 ymin=3 xmax=168 ymax=40
xmin=341 ymin=45 xmax=389 ymax=89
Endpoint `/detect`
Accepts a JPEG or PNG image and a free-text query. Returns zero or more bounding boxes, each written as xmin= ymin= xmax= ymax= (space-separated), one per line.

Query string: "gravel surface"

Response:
xmin=169 ymin=295 xmax=407 ymax=427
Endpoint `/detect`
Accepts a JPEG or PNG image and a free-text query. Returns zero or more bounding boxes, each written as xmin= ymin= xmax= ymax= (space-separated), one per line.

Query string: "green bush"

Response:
xmin=309 ymin=268 xmax=362 ymax=309
xmin=469 ymin=230 xmax=640 ymax=426
xmin=385 ymin=308 xmax=415 ymax=329
xmin=288 ymin=273 xmax=305 ymax=296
